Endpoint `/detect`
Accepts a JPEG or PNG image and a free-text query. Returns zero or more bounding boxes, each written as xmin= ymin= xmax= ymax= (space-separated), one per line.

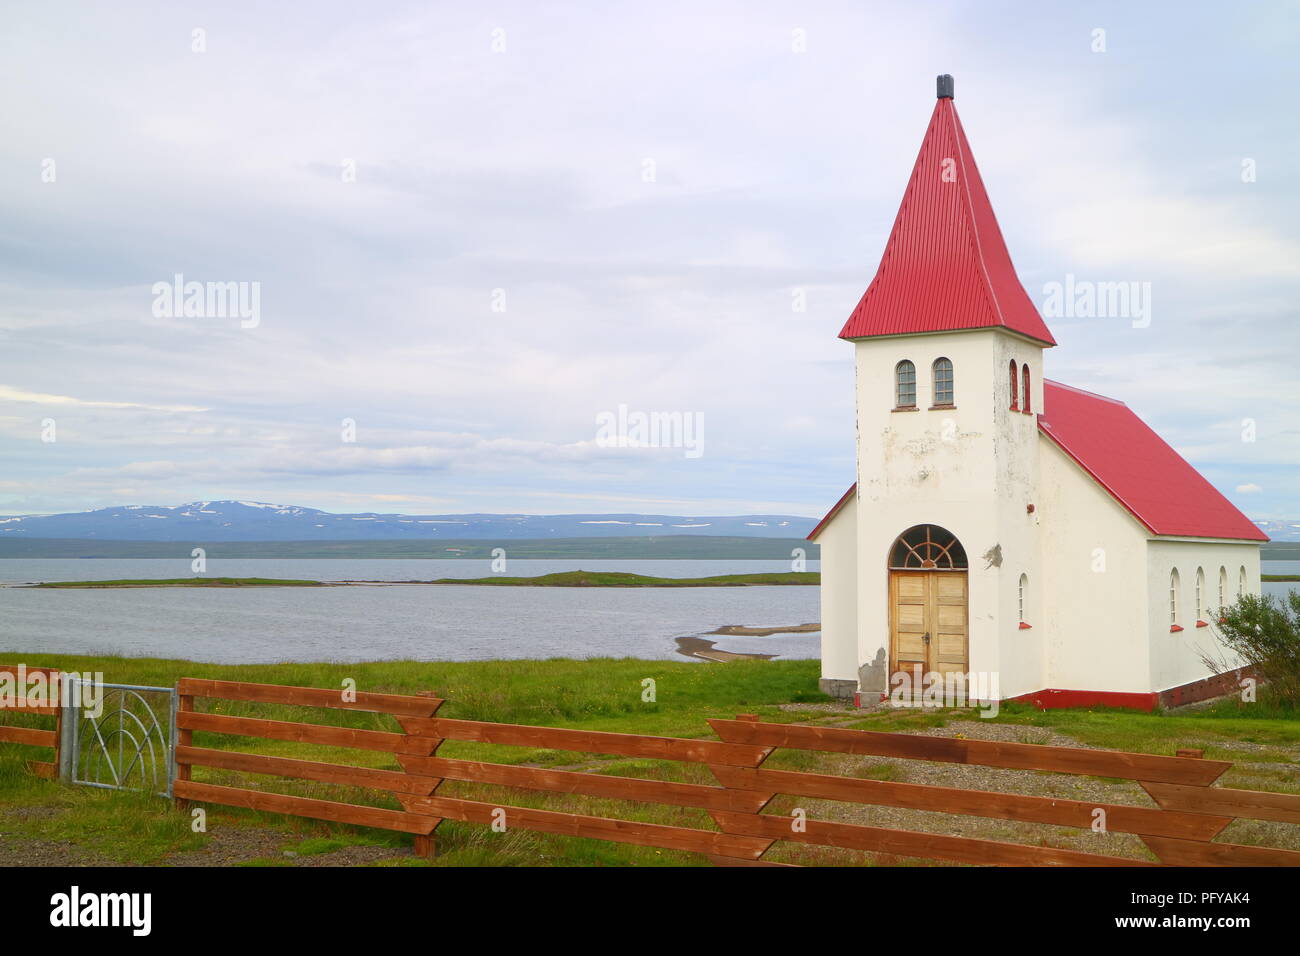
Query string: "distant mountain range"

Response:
xmin=1252 ymin=519 xmax=1300 ymax=543
xmin=0 ymin=501 xmax=819 ymax=542
xmin=0 ymin=501 xmax=1291 ymax=546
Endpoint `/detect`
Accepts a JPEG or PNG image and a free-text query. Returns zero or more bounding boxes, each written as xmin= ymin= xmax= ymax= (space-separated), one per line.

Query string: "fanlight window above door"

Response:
xmin=889 ymin=524 xmax=968 ymax=570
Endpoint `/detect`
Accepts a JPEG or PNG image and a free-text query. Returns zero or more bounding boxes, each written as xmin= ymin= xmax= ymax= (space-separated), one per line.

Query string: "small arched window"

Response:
xmin=1195 ymin=567 xmax=1205 ymax=622
xmin=1022 ymin=365 xmax=1032 ymax=414
xmin=1238 ymin=566 xmax=1247 ymax=598
xmin=888 ymin=524 xmax=968 ymax=569
xmin=895 ymin=360 xmax=916 ymax=409
xmin=932 ymin=358 xmax=954 ymax=407
xmin=1169 ymin=569 xmax=1180 ymax=628
xmin=1018 ymin=573 xmax=1029 ymax=623
xmin=1009 ymin=360 xmax=1019 ymax=411
xmin=1219 ymin=567 xmax=1227 ymax=611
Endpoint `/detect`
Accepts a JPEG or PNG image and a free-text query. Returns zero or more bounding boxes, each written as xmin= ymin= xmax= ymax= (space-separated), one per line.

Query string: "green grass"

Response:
xmin=2 ymin=653 xmax=1296 ymax=867
xmin=1261 ymin=574 xmax=1300 ymax=582
xmin=29 ymin=571 xmax=818 ymax=588
xmin=34 ymin=577 xmax=325 ymax=588
xmin=426 ymin=570 xmax=818 ymax=587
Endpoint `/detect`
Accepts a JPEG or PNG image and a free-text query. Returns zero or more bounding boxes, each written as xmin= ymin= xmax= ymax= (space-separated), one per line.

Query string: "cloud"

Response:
xmin=1236 ymin=483 xmax=1263 ymax=494
xmin=0 ymin=2 xmax=1294 ymax=518
xmin=0 ymin=385 xmax=207 ymax=413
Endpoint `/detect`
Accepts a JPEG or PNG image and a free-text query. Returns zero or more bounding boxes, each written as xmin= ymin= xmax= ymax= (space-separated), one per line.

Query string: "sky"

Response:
xmin=1 ymin=1 xmax=1297 ymax=520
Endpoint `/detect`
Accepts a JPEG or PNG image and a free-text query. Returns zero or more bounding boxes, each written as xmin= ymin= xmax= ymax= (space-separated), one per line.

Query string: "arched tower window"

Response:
xmin=1022 ymin=365 xmax=1032 ymax=414
xmin=1219 ymin=567 xmax=1227 ymax=611
xmin=1239 ymin=566 xmax=1247 ymax=598
xmin=1195 ymin=567 xmax=1205 ymax=622
xmin=895 ymin=360 xmax=916 ymax=409
xmin=888 ymin=525 xmax=967 ymax=570
xmin=1018 ymin=573 xmax=1029 ymax=623
xmin=1009 ymin=360 xmax=1019 ymax=411
xmin=1169 ymin=569 xmax=1181 ymax=628
xmin=932 ymin=357 xmax=954 ymax=407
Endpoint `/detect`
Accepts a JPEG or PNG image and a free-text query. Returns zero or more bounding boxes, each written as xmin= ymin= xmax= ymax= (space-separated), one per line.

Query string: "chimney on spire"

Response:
xmin=936 ymin=74 xmax=954 ymax=99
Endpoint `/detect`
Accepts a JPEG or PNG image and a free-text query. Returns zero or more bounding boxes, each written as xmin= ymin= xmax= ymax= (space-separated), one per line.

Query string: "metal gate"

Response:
xmin=60 ymin=680 xmax=176 ymax=797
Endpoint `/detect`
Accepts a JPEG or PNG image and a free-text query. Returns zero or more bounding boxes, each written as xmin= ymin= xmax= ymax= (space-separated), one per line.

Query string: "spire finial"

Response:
xmin=937 ymin=74 xmax=954 ymax=100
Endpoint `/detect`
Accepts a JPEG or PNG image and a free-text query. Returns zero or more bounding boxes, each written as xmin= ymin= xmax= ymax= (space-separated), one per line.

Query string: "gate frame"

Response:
xmin=60 ymin=678 xmax=177 ymax=798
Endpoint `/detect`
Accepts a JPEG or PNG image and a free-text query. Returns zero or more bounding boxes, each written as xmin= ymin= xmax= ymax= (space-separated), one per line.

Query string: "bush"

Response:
xmin=1211 ymin=590 xmax=1300 ymax=709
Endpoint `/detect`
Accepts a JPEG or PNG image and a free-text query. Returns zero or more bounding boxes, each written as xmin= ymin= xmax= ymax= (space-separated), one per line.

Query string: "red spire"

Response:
xmin=839 ymin=81 xmax=1056 ymax=346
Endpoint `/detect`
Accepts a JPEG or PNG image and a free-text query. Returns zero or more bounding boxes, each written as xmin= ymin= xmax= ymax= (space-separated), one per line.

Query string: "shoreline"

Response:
xmin=21 ymin=570 xmax=820 ymax=589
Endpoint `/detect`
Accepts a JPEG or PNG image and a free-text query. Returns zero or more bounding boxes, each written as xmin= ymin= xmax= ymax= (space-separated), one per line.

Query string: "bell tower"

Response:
xmin=841 ymin=76 xmax=1055 ymax=699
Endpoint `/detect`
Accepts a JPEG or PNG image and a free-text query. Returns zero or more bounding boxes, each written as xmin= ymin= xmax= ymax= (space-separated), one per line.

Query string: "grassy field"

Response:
xmin=29 ymin=571 xmax=819 ymax=589
xmin=1 ymin=655 xmax=1297 ymax=867
xmin=423 ymin=570 xmax=818 ymax=587
xmin=34 ymin=577 xmax=325 ymax=588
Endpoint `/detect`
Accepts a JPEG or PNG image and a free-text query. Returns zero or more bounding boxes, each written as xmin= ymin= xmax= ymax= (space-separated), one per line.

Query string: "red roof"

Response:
xmin=1039 ymin=381 xmax=1267 ymax=541
xmin=839 ymin=94 xmax=1056 ymax=346
xmin=808 ymin=483 xmax=855 ymax=541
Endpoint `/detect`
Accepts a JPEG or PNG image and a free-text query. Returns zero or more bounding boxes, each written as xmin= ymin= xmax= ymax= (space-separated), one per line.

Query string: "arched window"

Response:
xmin=1022 ymin=365 xmax=1032 ymax=414
xmin=932 ymin=357 xmax=954 ymax=407
xmin=895 ymin=360 xmax=916 ymax=409
xmin=1018 ymin=573 xmax=1028 ymax=623
xmin=1239 ymin=566 xmax=1247 ymax=598
xmin=1219 ymin=567 xmax=1227 ymax=611
xmin=1009 ymin=360 xmax=1019 ymax=411
xmin=888 ymin=525 xmax=967 ymax=570
xmin=1195 ymin=567 xmax=1205 ymax=622
xmin=1169 ymin=569 xmax=1180 ymax=628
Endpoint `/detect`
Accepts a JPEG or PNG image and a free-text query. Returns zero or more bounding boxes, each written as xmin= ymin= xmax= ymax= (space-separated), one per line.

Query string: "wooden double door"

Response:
xmin=889 ymin=570 xmax=969 ymax=686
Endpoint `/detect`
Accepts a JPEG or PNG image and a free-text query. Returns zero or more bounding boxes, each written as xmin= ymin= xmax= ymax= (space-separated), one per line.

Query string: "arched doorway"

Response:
xmin=887 ymin=525 xmax=969 ymax=688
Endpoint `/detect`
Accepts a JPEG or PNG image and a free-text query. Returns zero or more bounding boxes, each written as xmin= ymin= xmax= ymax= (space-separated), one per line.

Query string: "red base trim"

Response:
xmin=1008 ymin=688 xmax=1159 ymax=712
xmin=1007 ymin=668 xmax=1262 ymax=712
xmin=1018 ymin=621 xmax=1032 ymax=630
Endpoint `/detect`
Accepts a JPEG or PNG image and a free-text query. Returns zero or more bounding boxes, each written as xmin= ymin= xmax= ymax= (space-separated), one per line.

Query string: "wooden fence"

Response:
xmin=0 ymin=665 xmax=61 ymax=779
xmin=4 ymin=672 xmax=1299 ymax=866
xmin=168 ymin=678 xmax=1300 ymax=866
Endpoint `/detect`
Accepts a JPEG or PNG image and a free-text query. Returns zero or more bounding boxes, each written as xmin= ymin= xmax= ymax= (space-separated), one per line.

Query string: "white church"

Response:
xmin=811 ymin=76 xmax=1266 ymax=711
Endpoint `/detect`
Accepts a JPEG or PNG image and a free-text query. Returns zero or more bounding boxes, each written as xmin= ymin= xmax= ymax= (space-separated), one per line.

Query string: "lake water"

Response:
xmin=0 ymin=559 xmax=820 ymax=664
xmin=0 ymin=558 xmax=1291 ymax=666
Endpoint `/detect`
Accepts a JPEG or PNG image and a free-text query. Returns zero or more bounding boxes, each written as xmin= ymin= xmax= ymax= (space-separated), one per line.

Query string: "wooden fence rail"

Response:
xmin=4 ymin=672 xmax=1300 ymax=866
xmin=0 ymin=665 xmax=62 ymax=779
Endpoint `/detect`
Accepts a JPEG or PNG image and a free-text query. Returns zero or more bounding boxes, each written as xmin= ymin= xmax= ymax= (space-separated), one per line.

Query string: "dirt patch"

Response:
xmin=707 ymin=623 xmax=820 ymax=637
xmin=674 ymin=636 xmax=774 ymax=662
xmin=160 ymin=825 xmax=414 ymax=867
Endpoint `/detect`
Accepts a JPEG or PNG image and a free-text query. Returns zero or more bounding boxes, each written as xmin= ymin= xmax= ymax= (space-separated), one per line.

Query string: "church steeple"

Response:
xmin=839 ymin=75 xmax=1056 ymax=346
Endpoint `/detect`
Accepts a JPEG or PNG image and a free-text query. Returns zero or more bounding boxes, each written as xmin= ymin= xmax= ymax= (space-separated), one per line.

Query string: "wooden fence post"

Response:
xmin=401 ymin=692 xmax=445 ymax=860
xmin=705 ymin=713 xmax=781 ymax=866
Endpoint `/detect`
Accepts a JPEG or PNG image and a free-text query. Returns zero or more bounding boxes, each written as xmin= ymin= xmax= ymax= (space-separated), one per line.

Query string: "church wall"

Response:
xmin=853 ymin=328 xmax=1045 ymax=699
xmin=815 ymin=494 xmax=859 ymax=695
xmin=1144 ymin=539 xmax=1261 ymax=694
xmin=1038 ymin=438 xmax=1151 ymax=693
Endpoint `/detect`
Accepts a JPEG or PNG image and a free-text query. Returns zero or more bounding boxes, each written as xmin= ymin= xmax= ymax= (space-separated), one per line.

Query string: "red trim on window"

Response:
xmin=1195 ymin=620 xmax=1209 ymax=628
xmin=1018 ymin=621 xmax=1032 ymax=630
xmin=1169 ymin=624 xmax=1184 ymax=633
